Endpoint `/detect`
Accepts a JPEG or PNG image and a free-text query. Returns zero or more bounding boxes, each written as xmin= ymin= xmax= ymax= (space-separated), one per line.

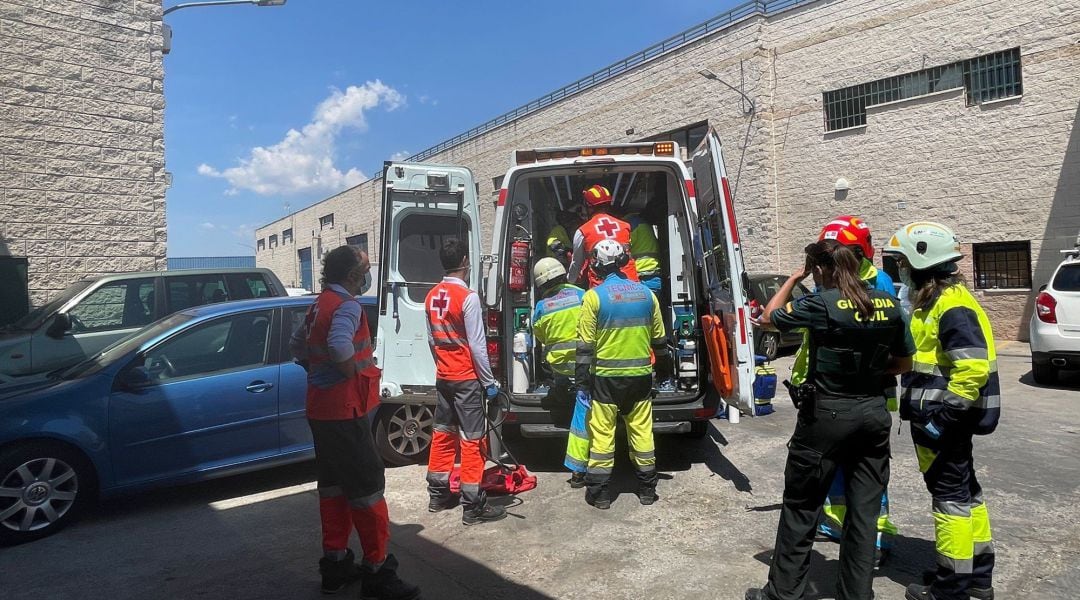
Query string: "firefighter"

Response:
xmin=883 ymin=222 xmax=999 ymax=600
xmin=806 ymin=216 xmax=901 ymax=563
xmin=289 ymin=246 xmax=420 ymax=599
xmin=567 ymin=185 xmax=639 ymax=288
xmin=546 ymin=207 xmax=583 ymax=266
xmin=746 ymin=239 xmax=914 ymax=600
xmin=530 ymin=257 xmax=588 ymax=487
xmin=424 ymin=239 xmax=507 ymax=526
xmin=576 ymin=240 xmax=668 ymax=508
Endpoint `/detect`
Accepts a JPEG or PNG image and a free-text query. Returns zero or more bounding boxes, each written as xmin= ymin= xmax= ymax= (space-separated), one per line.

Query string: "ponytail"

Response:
xmin=805 ymin=240 xmax=874 ymax=319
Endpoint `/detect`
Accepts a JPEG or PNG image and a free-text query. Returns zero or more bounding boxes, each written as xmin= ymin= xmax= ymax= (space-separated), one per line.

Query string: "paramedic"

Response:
xmin=883 ymin=222 xmax=998 ymax=600
xmin=568 ymin=184 xmax=638 ymax=288
xmin=746 ymin=239 xmax=914 ymax=600
xmin=808 ymin=216 xmax=901 ymax=563
xmin=531 ymin=257 xmax=588 ymax=488
xmin=625 ymin=208 xmax=662 ymax=294
xmin=290 ymin=246 xmax=420 ymax=599
xmin=576 ymin=240 xmax=668 ymax=508
xmin=424 ymin=239 xmax=507 ymax=526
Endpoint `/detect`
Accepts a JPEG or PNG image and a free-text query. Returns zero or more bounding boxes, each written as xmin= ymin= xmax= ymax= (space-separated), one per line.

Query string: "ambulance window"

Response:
xmin=397 ymin=214 xmax=471 ymax=303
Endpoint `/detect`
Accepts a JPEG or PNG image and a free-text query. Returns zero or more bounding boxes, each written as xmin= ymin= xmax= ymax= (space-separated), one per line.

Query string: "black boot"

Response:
xmin=569 ymin=472 xmax=586 ymax=489
xmin=319 ymin=549 xmax=362 ymax=595
xmin=905 ymin=584 xmax=939 ymax=600
xmin=637 ymin=485 xmax=658 ymax=506
xmin=969 ymin=587 xmax=994 ymax=600
xmin=744 ymin=588 xmax=777 ymax=600
xmin=361 ymin=554 xmax=421 ymax=600
xmin=585 ymin=486 xmax=611 ymax=510
xmin=462 ymin=502 xmax=507 ymax=526
xmin=427 ymin=495 xmax=459 ymax=513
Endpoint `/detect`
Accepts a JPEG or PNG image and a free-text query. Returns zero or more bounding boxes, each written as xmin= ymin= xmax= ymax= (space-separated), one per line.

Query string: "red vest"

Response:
xmin=578 ymin=213 xmax=638 ymax=288
xmin=303 ymin=288 xmax=380 ymax=420
xmin=425 ymin=279 xmax=477 ymax=381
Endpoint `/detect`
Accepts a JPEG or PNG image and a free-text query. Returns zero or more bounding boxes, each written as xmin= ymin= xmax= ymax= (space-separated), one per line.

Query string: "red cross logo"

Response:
xmin=430 ymin=289 xmax=450 ymax=319
xmin=595 ymin=217 xmax=620 ymax=239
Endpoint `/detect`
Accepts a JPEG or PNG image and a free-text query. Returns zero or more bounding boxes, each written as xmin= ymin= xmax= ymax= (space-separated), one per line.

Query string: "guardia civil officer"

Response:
xmin=883 ymin=222 xmax=998 ymax=600
xmin=746 ymin=239 xmax=914 ymax=600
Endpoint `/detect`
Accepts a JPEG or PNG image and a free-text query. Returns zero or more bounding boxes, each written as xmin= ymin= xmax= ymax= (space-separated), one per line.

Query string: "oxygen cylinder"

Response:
xmin=512 ymin=331 xmax=529 ymax=394
xmin=509 ymin=240 xmax=530 ymax=292
xmin=678 ymin=339 xmax=698 ymax=391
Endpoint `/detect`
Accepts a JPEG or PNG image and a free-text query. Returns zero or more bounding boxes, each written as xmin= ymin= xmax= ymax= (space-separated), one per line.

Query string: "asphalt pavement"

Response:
xmin=4 ymin=341 xmax=1079 ymax=599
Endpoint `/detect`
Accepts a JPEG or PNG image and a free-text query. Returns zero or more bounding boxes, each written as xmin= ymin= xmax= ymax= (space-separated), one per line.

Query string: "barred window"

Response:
xmin=973 ymin=241 xmax=1031 ymax=290
xmin=824 ymin=48 xmax=1022 ymax=132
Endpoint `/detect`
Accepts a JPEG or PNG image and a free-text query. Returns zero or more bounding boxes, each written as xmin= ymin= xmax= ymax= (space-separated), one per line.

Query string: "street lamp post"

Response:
xmin=164 ymin=0 xmax=286 ymax=16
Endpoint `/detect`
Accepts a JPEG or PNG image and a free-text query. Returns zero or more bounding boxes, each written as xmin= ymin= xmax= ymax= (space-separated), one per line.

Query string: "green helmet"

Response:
xmin=883 ymin=221 xmax=962 ymax=271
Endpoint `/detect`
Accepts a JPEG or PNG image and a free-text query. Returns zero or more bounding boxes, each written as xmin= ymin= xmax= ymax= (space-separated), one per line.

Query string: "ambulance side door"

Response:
xmin=376 ymin=163 xmax=483 ymax=398
xmin=689 ymin=130 xmax=756 ymax=414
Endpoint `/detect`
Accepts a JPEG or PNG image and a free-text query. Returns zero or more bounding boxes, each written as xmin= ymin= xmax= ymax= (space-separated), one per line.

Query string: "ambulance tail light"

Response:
xmin=487 ymin=340 xmax=502 ymax=373
xmin=486 ymin=309 xmax=502 ymax=336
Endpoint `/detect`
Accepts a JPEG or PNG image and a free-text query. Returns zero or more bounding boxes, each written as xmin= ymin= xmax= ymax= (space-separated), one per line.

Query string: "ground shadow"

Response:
xmin=1018 ymin=369 xmax=1080 ymax=390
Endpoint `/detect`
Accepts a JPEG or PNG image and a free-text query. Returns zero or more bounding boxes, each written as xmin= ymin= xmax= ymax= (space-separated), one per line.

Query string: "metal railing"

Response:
xmin=404 ymin=0 xmax=816 ymax=164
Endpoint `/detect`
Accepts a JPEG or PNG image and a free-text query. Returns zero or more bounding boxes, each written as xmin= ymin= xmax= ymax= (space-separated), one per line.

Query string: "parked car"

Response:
xmin=748 ymin=273 xmax=811 ymax=360
xmin=0 ymin=268 xmax=287 ymax=377
xmin=1029 ymin=244 xmax=1080 ymax=384
xmin=0 ymin=295 xmax=348 ymax=544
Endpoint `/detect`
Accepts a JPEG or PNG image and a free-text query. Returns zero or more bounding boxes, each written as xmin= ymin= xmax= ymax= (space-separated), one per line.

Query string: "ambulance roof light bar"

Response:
xmin=514 ymin=142 xmax=679 ymax=165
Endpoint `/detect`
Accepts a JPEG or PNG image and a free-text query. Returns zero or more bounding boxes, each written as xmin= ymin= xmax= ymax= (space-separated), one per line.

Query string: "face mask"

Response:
xmin=359 ymin=272 xmax=372 ymax=296
xmin=898 ymin=266 xmax=915 ymax=288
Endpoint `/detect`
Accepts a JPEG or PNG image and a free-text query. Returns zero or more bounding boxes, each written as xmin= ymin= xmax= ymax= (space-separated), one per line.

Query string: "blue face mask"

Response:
xmin=359 ymin=272 xmax=372 ymax=296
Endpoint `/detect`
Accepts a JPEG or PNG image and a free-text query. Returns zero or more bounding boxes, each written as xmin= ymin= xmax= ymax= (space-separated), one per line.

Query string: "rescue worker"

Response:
xmin=289 ymin=245 xmax=420 ymax=599
xmin=546 ymin=207 xmax=583 ymax=266
xmin=424 ymin=239 xmax=507 ymax=526
xmin=530 ymin=257 xmax=588 ymax=487
xmin=625 ymin=208 xmax=662 ymax=294
xmin=576 ymin=240 xmax=668 ymax=508
xmin=568 ymin=185 xmax=638 ymax=288
xmin=882 ymin=222 xmax=999 ymax=600
xmin=746 ymin=239 xmax=914 ymax=600
xmin=808 ymin=216 xmax=901 ymax=563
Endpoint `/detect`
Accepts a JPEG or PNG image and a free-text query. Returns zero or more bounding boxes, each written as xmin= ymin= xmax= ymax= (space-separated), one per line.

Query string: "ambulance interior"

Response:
xmin=497 ymin=164 xmax=708 ymax=406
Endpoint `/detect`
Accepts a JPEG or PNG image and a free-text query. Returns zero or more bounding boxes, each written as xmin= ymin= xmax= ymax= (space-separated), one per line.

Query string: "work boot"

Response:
xmin=874 ymin=547 xmax=890 ymax=568
xmin=905 ymin=584 xmax=940 ymax=600
xmin=319 ymin=549 xmax=362 ymax=595
xmin=427 ymin=495 xmax=459 ymax=513
xmin=744 ymin=588 xmax=776 ymax=600
xmin=637 ymin=485 xmax=659 ymax=506
xmin=360 ymin=554 xmax=421 ymax=600
xmin=569 ymin=472 xmax=586 ymax=489
xmin=585 ymin=487 xmax=611 ymax=510
xmin=968 ymin=588 xmax=995 ymax=600
xmin=462 ymin=502 xmax=507 ymax=526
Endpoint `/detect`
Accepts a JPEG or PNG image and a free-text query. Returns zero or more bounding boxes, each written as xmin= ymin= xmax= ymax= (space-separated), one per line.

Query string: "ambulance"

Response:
xmin=372 ymin=130 xmax=755 ymax=464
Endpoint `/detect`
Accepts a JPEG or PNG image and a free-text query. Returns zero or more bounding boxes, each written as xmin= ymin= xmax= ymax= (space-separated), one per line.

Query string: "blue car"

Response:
xmin=0 ymin=295 xmax=378 ymax=545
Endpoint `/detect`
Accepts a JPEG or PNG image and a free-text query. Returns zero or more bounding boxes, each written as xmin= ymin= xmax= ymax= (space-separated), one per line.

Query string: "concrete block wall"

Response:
xmin=257 ymin=0 xmax=1079 ymax=339
xmin=0 ymin=0 xmax=166 ymax=305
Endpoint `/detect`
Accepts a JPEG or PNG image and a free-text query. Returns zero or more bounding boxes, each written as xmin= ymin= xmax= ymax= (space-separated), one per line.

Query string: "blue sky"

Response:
xmin=164 ymin=0 xmax=737 ymax=257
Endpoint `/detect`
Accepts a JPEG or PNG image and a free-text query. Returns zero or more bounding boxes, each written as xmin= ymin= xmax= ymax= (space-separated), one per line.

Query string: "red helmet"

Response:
xmin=819 ymin=215 xmax=874 ymax=259
xmin=582 ymin=184 xmax=612 ymax=207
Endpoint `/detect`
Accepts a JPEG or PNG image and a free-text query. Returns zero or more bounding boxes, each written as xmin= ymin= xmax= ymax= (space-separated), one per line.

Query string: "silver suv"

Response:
xmin=0 ymin=268 xmax=286 ymax=377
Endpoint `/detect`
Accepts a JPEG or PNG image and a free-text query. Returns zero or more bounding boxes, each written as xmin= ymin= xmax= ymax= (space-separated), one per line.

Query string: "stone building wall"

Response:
xmin=257 ymin=0 xmax=1080 ymax=339
xmin=0 ymin=0 xmax=167 ymax=305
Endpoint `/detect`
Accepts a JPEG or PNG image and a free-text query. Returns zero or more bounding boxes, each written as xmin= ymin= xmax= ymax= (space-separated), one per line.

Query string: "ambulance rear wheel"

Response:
xmin=375 ymin=403 xmax=433 ymax=466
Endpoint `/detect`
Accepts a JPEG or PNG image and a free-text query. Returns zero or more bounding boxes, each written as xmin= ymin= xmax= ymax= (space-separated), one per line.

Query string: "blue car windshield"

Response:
xmin=58 ymin=313 xmax=194 ymax=380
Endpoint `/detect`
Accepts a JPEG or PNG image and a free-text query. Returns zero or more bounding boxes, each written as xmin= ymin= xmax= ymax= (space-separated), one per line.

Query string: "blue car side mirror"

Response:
xmin=121 ymin=366 xmax=152 ymax=390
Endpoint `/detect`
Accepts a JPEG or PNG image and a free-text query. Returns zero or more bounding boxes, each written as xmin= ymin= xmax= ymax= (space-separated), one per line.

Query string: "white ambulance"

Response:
xmin=372 ymin=131 xmax=755 ymax=464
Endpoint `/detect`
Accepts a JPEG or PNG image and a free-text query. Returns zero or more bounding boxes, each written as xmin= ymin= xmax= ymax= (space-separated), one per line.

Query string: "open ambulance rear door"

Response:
xmin=689 ymin=130 xmax=756 ymax=416
xmin=375 ymin=162 xmax=483 ymax=401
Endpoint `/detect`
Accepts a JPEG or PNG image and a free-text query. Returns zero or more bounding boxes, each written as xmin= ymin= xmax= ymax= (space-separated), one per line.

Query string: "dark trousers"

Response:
xmin=309 ymin=417 xmax=389 ymax=565
xmin=911 ymin=427 xmax=995 ymax=599
xmin=427 ymin=379 xmax=488 ymax=511
xmin=766 ymin=395 xmax=891 ymax=600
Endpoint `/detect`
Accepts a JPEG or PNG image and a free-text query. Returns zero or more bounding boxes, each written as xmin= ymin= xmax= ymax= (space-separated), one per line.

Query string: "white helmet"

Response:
xmin=532 ymin=257 xmax=566 ymax=288
xmin=883 ymin=221 xmax=962 ymax=271
xmin=591 ymin=239 xmax=629 ymax=269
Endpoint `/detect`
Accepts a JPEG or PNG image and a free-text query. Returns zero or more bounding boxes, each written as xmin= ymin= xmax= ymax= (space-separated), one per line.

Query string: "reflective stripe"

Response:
xmin=318 ymin=485 xmax=344 ymax=498
xmin=577 ymin=342 xmax=596 ymax=351
xmin=576 ymin=354 xmax=594 ymax=365
xmin=348 ymin=489 xmax=385 ymax=509
xmin=596 ymin=357 xmax=652 ymax=369
xmin=426 ymin=471 xmax=450 ymax=484
xmin=460 ymin=428 xmax=486 ymax=440
xmin=973 ymin=394 xmax=1001 ymax=410
xmin=598 ymin=316 xmax=651 ymax=329
xmin=434 ymin=423 xmax=459 ymax=434
xmin=631 ymin=450 xmax=655 ymax=460
xmin=586 ymin=466 xmax=613 ymax=475
xmin=937 ymin=554 xmax=974 ymax=574
xmin=634 ymin=464 xmax=656 ymax=473
xmin=564 ymin=455 xmax=587 ymax=470
xmin=933 ymin=499 xmax=972 ymax=517
xmin=356 ymin=357 xmax=376 ymax=370
xmin=548 ymin=341 xmax=577 ymax=352
xmin=974 ymin=541 xmax=995 ymax=555
xmin=947 ymin=347 xmax=989 ymax=361
xmin=589 ymin=451 xmax=615 ymax=461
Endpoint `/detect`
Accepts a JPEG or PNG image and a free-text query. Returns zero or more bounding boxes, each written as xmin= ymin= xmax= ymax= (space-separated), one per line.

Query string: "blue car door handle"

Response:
xmin=246 ymin=381 xmax=274 ymax=393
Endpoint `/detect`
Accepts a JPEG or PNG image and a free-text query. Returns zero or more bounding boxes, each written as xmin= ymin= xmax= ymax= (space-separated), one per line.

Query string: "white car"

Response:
xmin=1029 ymin=243 xmax=1080 ymax=384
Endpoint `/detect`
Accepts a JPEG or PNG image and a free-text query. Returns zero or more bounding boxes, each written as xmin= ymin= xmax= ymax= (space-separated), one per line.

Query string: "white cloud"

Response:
xmin=199 ymin=222 xmax=216 ymax=230
xmin=199 ymin=80 xmax=405 ymax=196
xmin=390 ymin=150 xmax=411 ymax=161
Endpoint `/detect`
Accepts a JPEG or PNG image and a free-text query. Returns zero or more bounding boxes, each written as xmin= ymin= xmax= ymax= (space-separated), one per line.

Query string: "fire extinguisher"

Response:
xmin=509 ymin=239 xmax=530 ymax=292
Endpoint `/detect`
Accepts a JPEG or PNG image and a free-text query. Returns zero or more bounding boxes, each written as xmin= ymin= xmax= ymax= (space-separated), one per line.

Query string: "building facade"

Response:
xmin=0 ymin=0 xmax=167 ymax=312
xmin=256 ymin=0 xmax=1080 ymax=340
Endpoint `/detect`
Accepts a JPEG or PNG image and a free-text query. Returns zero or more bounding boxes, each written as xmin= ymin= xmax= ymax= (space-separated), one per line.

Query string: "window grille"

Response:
xmin=824 ymin=48 xmax=1022 ymax=132
xmin=973 ymin=241 xmax=1031 ymax=290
